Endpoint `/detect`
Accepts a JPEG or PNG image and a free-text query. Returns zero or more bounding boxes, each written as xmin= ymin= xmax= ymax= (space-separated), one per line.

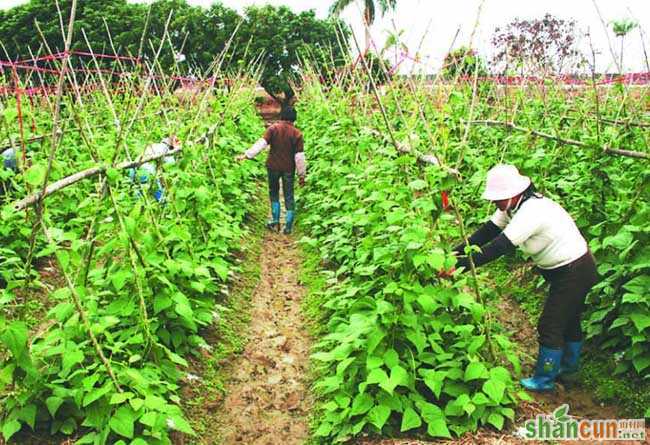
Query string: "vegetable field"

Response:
xmin=0 ymin=2 xmax=649 ymax=445
xmin=296 ymin=70 xmax=649 ymax=442
xmin=1 ymin=48 xmax=267 ymax=442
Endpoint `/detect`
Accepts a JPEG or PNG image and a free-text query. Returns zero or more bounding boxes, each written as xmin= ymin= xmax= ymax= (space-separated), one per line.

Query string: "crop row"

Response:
xmin=297 ymin=76 xmax=649 ymax=441
xmin=0 ymin=86 xmax=265 ymax=443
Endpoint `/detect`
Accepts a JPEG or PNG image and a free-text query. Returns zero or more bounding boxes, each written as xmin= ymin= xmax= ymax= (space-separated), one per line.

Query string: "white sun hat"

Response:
xmin=481 ymin=164 xmax=531 ymax=201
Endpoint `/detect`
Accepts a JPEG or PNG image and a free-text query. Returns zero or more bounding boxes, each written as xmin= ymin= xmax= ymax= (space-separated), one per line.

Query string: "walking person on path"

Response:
xmin=236 ymin=105 xmax=306 ymax=234
xmin=446 ymin=164 xmax=598 ymax=392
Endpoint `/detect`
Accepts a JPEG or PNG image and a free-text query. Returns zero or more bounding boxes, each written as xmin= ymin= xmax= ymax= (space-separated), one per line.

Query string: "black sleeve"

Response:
xmin=456 ymin=233 xmax=516 ymax=270
xmin=453 ymin=221 xmax=502 ymax=255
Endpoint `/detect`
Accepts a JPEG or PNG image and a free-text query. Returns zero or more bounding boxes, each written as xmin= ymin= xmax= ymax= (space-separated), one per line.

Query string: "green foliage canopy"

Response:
xmin=442 ymin=47 xmax=488 ymax=80
xmin=0 ymin=0 xmax=349 ymax=103
xmin=239 ymin=5 xmax=348 ymax=104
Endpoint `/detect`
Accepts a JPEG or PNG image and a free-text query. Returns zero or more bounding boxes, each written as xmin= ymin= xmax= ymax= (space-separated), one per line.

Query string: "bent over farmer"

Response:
xmin=1 ymin=148 xmax=18 ymax=198
xmin=451 ymin=164 xmax=598 ymax=392
xmin=237 ymin=106 xmax=306 ymax=234
xmin=128 ymin=135 xmax=180 ymax=203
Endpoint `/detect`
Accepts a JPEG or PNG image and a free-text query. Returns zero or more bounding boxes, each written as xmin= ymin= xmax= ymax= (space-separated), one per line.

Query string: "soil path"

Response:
xmin=217 ymin=231 xmax=312 ymax=445
xmin=489 ymin=266 xmax=625 ymax=419
xmin=495 ymin=291 xmax=621 ymax=419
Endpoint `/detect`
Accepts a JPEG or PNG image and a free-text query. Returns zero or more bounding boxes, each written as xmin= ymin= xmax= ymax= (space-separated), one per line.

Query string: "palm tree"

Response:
xmin=382 ymin=28 xmax=407 ymax=67
xmin=329 ymin=0 xmax=397 ymax=52
xmin=611 ymin=19 xmax=638 ymax=74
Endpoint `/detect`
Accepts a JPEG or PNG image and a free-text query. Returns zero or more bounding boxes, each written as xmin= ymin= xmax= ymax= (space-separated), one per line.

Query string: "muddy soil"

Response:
xmin=217 ymin=231 xmax=312 ymax=445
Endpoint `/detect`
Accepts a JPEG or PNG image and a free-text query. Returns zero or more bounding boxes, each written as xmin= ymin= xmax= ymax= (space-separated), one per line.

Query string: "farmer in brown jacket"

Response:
xmin=236 ymin=106 xmax=306 ymax=234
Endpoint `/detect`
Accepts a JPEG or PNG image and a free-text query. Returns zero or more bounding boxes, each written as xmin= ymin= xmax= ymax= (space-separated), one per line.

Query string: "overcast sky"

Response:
xmin=1 ymin=0 xmax=648 ymax=73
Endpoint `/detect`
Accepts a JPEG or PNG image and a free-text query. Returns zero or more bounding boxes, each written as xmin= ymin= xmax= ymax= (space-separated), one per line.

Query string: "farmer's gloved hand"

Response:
xmin=299 ymin=176 xmax=306 ymax=187
xmin=235 ymin=154 xmax=247 ymax=162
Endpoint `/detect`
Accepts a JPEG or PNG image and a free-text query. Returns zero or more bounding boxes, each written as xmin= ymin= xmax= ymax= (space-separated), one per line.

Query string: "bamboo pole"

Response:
xmin=603 ymin=146 xmax=650 ymax=159
xmin=24 ymin=0 xmax=78 ymax=275
xmin=13 ymin=146 xmax=183 ymax=210
xmin=348 ymin=30 xmax=459 ymax=175
xmin=0 ymin=111 xmax=163 ymax=154
xmin=467 ymin=119 xmax=649 ymax=159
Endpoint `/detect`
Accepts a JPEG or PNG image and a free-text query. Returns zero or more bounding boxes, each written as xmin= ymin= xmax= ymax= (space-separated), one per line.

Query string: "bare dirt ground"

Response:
xmin=217 ymin=231 xmax=312 ymax=445
xmin=198 ymin=96 xmax=311 ymax=445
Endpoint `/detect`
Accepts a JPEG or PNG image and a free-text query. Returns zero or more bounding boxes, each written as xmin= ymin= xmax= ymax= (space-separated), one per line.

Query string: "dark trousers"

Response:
xmin=267 ymin=168 xmax=294 ymax=211
xmin=537 ymin=252 xmax=598 ymax=349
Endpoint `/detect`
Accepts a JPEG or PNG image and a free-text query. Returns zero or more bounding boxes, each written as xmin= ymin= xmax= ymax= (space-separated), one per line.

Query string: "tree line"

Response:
xmin=1 ymin=0 xmax=622 ymax=101
xmin=0 ymin=0 xmax=350 ymax=105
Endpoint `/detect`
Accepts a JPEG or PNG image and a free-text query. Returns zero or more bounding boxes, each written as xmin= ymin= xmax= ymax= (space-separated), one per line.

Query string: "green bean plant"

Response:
xmin=0 ymin=82 xmax=265 ymax=444
xmin=297 ymin=60 xmax=649 ymax=440
xmin=297 ymin=81 xmax=524 ymax=443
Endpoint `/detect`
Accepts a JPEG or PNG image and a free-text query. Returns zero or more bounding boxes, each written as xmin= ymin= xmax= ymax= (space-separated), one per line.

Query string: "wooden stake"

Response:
xmin=13 ymin=146 xmax=183 ymax=210
xmin=467 ymin=119 xmax=649 ymax=159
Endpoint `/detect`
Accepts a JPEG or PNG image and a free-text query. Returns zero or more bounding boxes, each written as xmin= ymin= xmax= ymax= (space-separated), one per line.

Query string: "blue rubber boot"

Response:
xmin=520 ymin=346 xmax=563 ymax=392
xmin=151 ymin=179 xmax=165 ymax=203
xmin=283 ymin=210 xmax=295 ymax=234
xmin=559 ymin=341 xmax=583 ymax=376
xmin=267 ymin=201 xmax=280 ymax=231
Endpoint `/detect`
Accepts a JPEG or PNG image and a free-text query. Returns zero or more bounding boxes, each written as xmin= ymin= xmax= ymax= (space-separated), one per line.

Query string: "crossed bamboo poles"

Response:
xmin=0 ymin=2 xmax=263 ymax=393
xmin=298 ymin=13 xmax=648 ymax=365
xmin=2 ymin=0 xmax=647 ymax=401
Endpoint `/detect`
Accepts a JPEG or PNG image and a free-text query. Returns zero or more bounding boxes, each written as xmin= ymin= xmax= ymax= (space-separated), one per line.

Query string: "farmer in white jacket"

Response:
xmin=1 ymin=147 xmax=18 ymax=197
xmin=451 ymin=165 xmax=598 ymax=392
xmin=236 ymin=106 xmax=306 ymax=234
xmin=128 ymin=136 xmax=180 ymax=202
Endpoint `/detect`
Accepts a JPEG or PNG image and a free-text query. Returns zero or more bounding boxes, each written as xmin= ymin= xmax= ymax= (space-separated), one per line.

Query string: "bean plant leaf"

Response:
xmin=379 ymin=365 xmax=409 ymax=395
xmin=629 ymin=314 xmax=650 ymax=333
xmin=464 ymin=362 xmax=488 ymax=381
xmin=419 ymin=404 xmax=451 ymax=438
xmin=487 ymin=412 xmax=505 ymax=430
xmin=482 ymin=379 xmax=506 ymax=403
xmin=109 ymin=406 xmax=135 ymax=438
xmin=46 ymin=397 xmax=64 ymax=418
xmin=17 ymin=404 xmax=37 ymax=429
xmin=166 ymin=413 xmax=195 ymax=435
xmin=1 ymin=321 xmax=28 ymax=360
xmin=366 ymin=368 xmax=389 ymax=386
xmin=367 ymin=405 xmax=391 ymax=429
xmin=400 ymin=407 xmax=422 ymax=432
xmin=350 ymin=393 xmax=374 ymax=416
xmin=421 ymin=370 xmax=446 ymax=399
xmin=632 ymin=354 xmax=650 ymax=373
xmin=2 ymin=419 xmax=21 ymax=441
xmin=24 ymin=163 xmax=46 ymax=186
